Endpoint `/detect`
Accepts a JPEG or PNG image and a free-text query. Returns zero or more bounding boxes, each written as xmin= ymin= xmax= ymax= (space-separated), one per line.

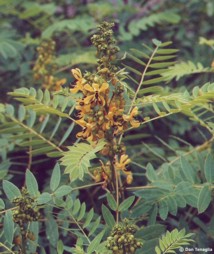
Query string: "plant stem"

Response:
xmin=118 ymin=44 xmax=160 ymax=146
xmin=112 ymin=158 xmax=119 ymax=223
xmin=21 ymin=234 xmax=27 ymax=254
xmin=0 ymin=243 xmax=16 ymax=254
xmin=127 ymin=44 xmax=160 ymax=114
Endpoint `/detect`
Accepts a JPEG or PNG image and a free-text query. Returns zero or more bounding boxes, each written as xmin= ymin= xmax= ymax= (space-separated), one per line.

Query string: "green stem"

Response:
xmin=118 ymin=45 xmax=160 ymax=146
xmin=127 ymin=44 xmax=160 ymax=114
xmin=10 ymin=116 xmax=63 ymax=153
xmin=0 ymin=243 xmax=16 ymax=254
xmin=67 ymin=210 xmax=91 ymax=244
xmin=110 ymin=158 xmax=119 ymax=224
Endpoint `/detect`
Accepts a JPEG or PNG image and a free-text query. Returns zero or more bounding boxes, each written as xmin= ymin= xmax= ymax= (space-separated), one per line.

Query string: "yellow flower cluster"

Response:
xmin=33 ymin=39 xmax=66 ymax=91
xmin=115 ymin=154 xmax=133 ymax=184
xmin=71 ymin=68 xmax=140 ymax=185
xmin=70 ymin=68 xmax=140 ymax=141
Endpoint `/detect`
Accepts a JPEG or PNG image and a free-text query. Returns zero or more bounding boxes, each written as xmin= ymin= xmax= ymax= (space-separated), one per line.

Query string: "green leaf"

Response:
xmin=155 ymin=246 xmax=161 ymax=254
xmin=107 ymin=193 xmax=117 ymax=211
xmin=50 ymin=163 xmax=61 ymax=191
xmin=131 ymin=201 xmax=153 ymax=218
xmin=118 ymin=196 xmax=135 ymax=212
xmin=0 ymin=40 xmax=21 ymax=59
xmin=204 ymin=153 xmax=214 ymax=183
xmin=55 ymin=51 xmax=97 ymax=67
xmin=167 ymin=196 xmax=178 ymax=215
xmin=47 ymin=151 xmax=62 ymax=158
xmin=141 ymin=239 xmax=159 ymax=254
xmin=26 ymin=104 xmax=69 ymax=118
xmin=19 ymin=139 xmax=46 ymax=147
xmin=135 ymin=224 xmax=165 ymax=239
xmin=61 ymin=140 xmax=106 ymax=182
xmin=54 ymin=185 xmax=72 ymax=198
xmin=142 ymin=77 xmax=166 ymax=85
xmin=18 ymin=105 xmax=26 ymax=122
xmin=65 ymin=196 xmax=73 ymax=209
xmin=72 ymin=199 xmax=81 ymax=215
xmin=159 ymin=199 xmax=169 ymax=220
xmin=180 ymin=157 xmax=195 ymax=184
xmin=46 ymin=217 xmax=59 ymax=247
xmin=157 ymin=49 xmax=179 ymax=55
xmin=146 ymin=163 xmax=158 ymax=182
xmin=3 ymin=210 xmax=14 ymax=246
xmin=42 ymin=16 xmax=95 ymax=38
xmin=77 ymin=203 xmax=86 ymax=221
xmin=58 ymin=122 xmax=75 ymax=146
xmin=148 ymin=204 xmax=158 ymax=225
xmin=87 ymin=230 xmax=105 ymax=254
xmin=37 ymin=192 xmax=52 ymax=205
xmin=43 ymin=89 xmax=50 ymax=105
xmin=149 ymin=61 xmax=177 ymax=69
xmin=57 ymin=240 xmax=64 ymax=254
xmin=88 ymin=216 xmax=101 ymax=236
xmin=3 ymin=180 xmax=21 ymax=201
xmin=5 ymin=104 xmax=14 ymax=116
xmin=0 ymin=198 xmax=5 ymax=209
xmin=197 ymin=185 xmax=211 ymax=213
xmin=28 ymin=221 xmax=39 ymax=253
xmin=26 ymin=169 xmax=39 ymax=197
xmin=161 ymin=61 xmax=208 ymax=81
xmin=152 ymin=39 xmax=162 ymax=46
xmin=83 ymin=208 xmax=94 ymax=228
xmin=31 ymin=146 xmax=55 ymax=156
xmin=154 ymin=228 xmax=194 ymax=254
xmin=153 ymin=181 xmax=174 ymax=191
xmin=101 ymin=204 xmax=115 ymax=228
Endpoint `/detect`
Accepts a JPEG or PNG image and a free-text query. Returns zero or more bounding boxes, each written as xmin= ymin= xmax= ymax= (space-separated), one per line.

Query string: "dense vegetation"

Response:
xmin=0 ymin=1 xmax=214 ymax=253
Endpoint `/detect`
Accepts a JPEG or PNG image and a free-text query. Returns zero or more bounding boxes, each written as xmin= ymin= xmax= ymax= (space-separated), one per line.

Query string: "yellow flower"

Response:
xmin=55 ymin=78 xmax=67 ymax=91
xmin=123 ymin=107 xmax=140 ymax=128
xmin=75 ymin=99 xmax=91 ymax=117
xmin=126 ymin=173 xmax=133 ymax=184
xmin=84 ymin=82 xmax=109 ymax=106
xmin=76 ymin=119 xmax=94 ymax=140
xmin=115 ymin=154 xmax=131 ymax=171
xmin=72 ymin=68 xmax=82 ymax=80
xmin=70 ymin=68 xmax=87 ymax=94
xmin=103 ymin=105 xmax=124 ymax=131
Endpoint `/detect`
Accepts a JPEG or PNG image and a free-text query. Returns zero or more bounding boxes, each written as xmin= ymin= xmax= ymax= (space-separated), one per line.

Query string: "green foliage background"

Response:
xmin=0 ymin=0 xmax=214 ymax=253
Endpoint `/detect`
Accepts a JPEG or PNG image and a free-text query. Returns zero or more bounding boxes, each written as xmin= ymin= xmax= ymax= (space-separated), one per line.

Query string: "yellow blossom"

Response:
xmin=103 ymin=105 xmax=124 ymax=132
xmin=76 ymin=119 xmax=94 ymax=140
xmin=126 ymin=173 xmax=133 ymax=184
xmin=123 ymin=107 xmax=140 ymax=128
xmin=75 ymin=99 xmax=91 ymax=117
xmin=115 ymin=154 xmax=131 ymax=171
xmin=55 ymin=78 xmax=67 ymax=91
xmin=70 ymin=68 xmax=87 ymax=94
xmin=84 ymin=82 xmax=109 ymax=106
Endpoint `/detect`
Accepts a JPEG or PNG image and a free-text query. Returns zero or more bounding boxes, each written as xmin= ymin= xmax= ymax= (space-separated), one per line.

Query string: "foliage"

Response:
xmin=1 ymin=1 xmax=214 ymax=254
xmin=155 ymin=228 xmax=194 ymax=254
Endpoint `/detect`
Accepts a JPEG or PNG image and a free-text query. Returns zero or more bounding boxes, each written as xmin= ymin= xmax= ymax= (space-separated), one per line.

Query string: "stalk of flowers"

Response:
xmin=33 ymin=39 xmax=66 ymax=91
xmin=70 ymin=22 xmax=141 ymax=185
xmin=70 ymin=68 xmax=140 ymax=140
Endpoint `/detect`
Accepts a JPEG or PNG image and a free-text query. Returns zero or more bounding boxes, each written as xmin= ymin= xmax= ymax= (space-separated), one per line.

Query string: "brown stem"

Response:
xmin=21 ymin=233 xmax=27 ymax=254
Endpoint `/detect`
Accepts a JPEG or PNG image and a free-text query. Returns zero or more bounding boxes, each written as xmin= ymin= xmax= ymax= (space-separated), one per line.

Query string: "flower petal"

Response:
xmin=84 ymin=94 xmax=94 ymax=104
xmin=71 ymin=68 xmax=82 ymax=80
xmin=92 ymin=83 xmax=99 ymax=91
xmin=84 ymin=84 xmax=94 ymax=93
xmin=100 ymin=82 xmax=109 ymax=92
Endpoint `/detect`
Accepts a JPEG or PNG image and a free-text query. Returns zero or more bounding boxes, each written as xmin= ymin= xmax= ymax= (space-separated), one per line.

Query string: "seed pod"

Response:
xmin=27 ymin=231 xmax=35 ymax=241
xmin=14 ymin=235 xmax=22 ymax=245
